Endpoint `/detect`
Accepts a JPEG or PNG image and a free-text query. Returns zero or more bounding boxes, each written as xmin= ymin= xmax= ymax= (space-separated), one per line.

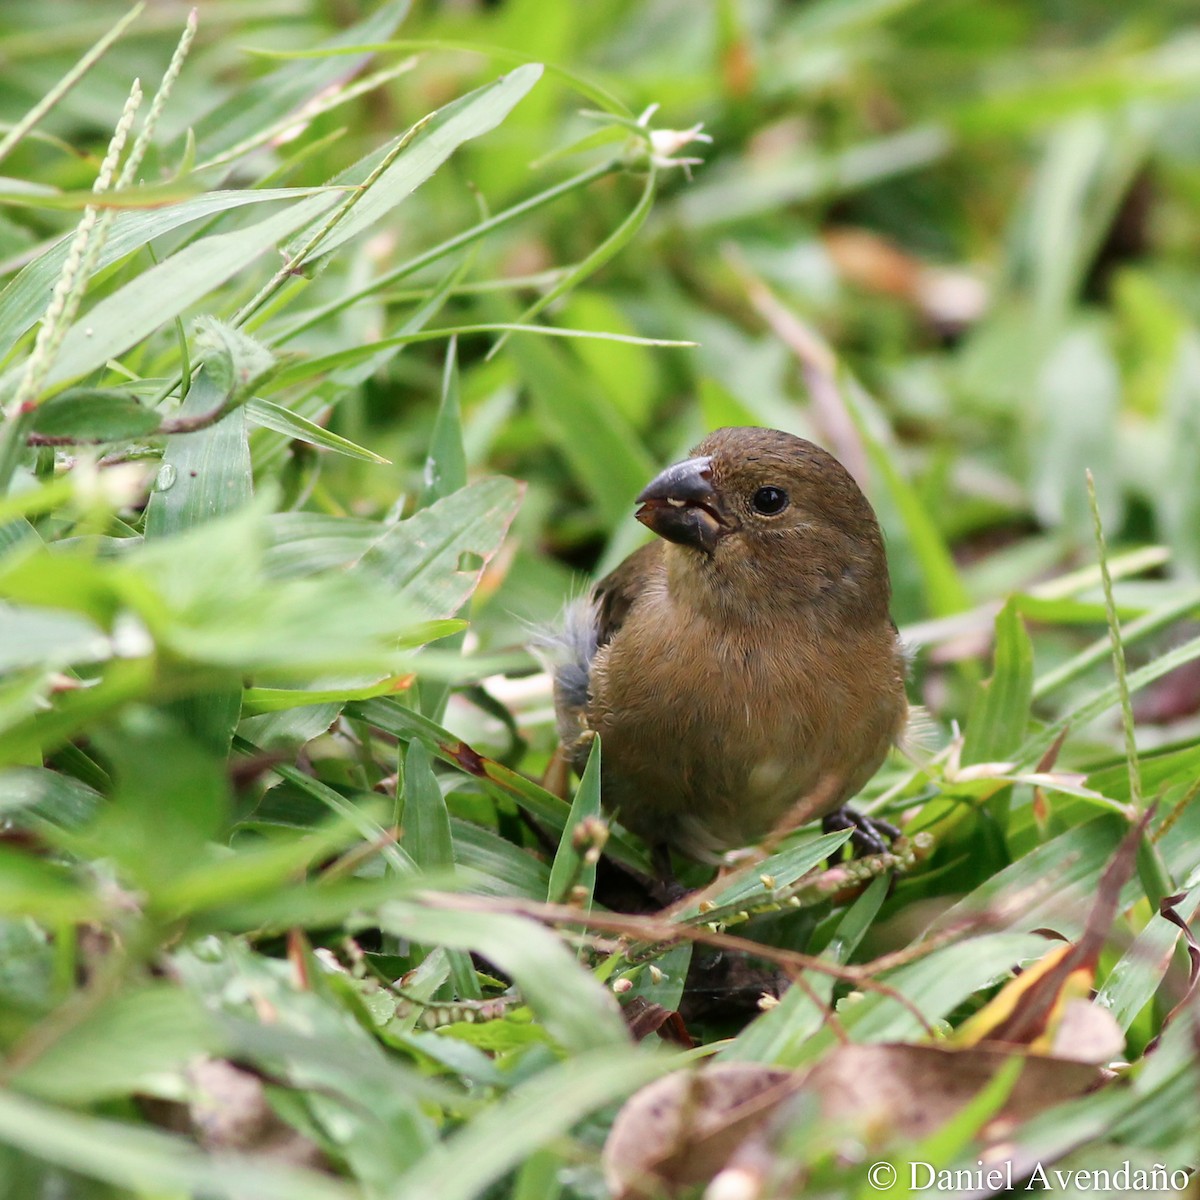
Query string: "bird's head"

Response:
xmin=635 ymin=426 xmax=890 ymax=620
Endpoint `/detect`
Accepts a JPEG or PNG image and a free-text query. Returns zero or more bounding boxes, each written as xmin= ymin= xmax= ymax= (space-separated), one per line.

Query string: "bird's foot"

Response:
xmin=822 ymin=806 xmax=901 ymax=857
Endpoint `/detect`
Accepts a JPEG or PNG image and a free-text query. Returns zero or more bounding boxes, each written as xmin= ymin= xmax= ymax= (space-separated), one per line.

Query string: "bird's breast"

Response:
xmin=586 ymin=589 xmax=906 ymax=856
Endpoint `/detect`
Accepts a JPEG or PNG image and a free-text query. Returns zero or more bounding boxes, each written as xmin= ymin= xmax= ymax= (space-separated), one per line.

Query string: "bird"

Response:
xmin=549 ymin=426 xmax=909 ymax=867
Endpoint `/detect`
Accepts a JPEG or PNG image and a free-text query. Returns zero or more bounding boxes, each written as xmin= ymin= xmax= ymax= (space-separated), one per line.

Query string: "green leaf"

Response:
xmin=31 ymin=191 xmax=338 ymax=397
xmin=1030 ymin=323 xmax=1119 ymax=542
xmin=388 ymin=1047 xmax=677 ymax=1200
xmin=0 ymin=766 xmax=100 ymax=827
xmin=416 ymin=338 xmax=469 ymax=721
xmin=0 ymin=1089 xmax=356 ymax=1200
xmin=0 ymin=846 xmax=94 ymax=923
xmin=144 ymin=366 xmax=252 ymax=753
xmin=961 ymin=598 xmax=1035 ymax=765
xmin=547 ymin=737 xmax=602 ymax=906
xmin=402 ymin=741 xmax=455 ymax=872
xmin=400 ymin=742 xmax=481 ymax=998
xmin=420 ymin=338 xmax=467 ymax=507
xmin=377 ymin=899 xmax=629 ymax=1052
xmin=191 ymin=1 xmax=412 ymax=166
xmin=1096 ymin=880 xmax=1200 ymax=1031
xmin=0 ymin=604 xmax=109 ymax=673
xmin=246 ymin=397 xmax=390 ymax=464
xmin=724 ymin=872 xmax=888 ymax=1065
xmin=298 ymin=65 xmax=544 ymax=263
xmin=11 ymin=985 xmax=220 ymax=1103
xmin=846 ymin=377 xmax=973 ymax=619
xmin=268 ymin=477 xmax=523 ymax=621
xmin=501 ymin=323 xmax=656 ymax=528
xmin=29 ymin=389 xmax=161 ymax=441
xmin=80 ymin=708 xmax=230 ymax=891
xmin=672 ymin=828 xmax=854 ymax=923
xmin=0 ymin=189 xmax=333 ymax=353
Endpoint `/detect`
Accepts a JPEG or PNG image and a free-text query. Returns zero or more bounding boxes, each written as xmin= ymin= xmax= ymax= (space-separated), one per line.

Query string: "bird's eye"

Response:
xmin=751 ymin=486 xmax=789 ymax=515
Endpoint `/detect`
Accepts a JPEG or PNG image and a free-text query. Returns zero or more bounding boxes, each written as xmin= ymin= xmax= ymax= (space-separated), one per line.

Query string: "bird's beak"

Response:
xmin=635 ymin=455 xmax=732 ymax=554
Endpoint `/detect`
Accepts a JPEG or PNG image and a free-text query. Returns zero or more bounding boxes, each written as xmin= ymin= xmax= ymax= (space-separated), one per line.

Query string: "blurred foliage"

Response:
xmin=0 ymin=0 xmax=1199 ymax=1195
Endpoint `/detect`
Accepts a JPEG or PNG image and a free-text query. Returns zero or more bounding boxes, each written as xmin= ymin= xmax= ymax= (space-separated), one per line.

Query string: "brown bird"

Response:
xmin=551 ymin=426 xmax=909 ymax=865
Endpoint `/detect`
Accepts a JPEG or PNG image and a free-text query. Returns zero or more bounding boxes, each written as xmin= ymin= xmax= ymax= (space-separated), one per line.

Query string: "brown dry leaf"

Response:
xmin=808 ymin=1042 xmax=1101 ymax=1139
xmin=1048 ymin=997 xmax=1126 ymax=1064
xmin=604 ymin=1044 xmax=1103 ymax=1198
xmin=185 ymin=1058 xmax=328 ymax=1168
xmin=703 ymin=1044 xmax=1102 ymax=1200
xmin=821 ymin=226 xmax=988 ymax=330
xmin=604 ymin=817 xmax=1151 ymax=1195
xmin=602 ymin=1062 xmax=797 ymax=1199
xmin=622 ymin=995 xmax=695 ymax=1047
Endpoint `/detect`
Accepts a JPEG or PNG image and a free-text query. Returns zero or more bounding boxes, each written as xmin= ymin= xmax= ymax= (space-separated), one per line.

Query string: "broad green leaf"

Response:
xmin=143 ymin=366 xmax=252 ymax=753
xmin=0 ymin=603 xmax=109 ymax=672
xmin=943 ymin=814 xmax=1130 ymax=942
xmin=401 ymin=741 xmax=480 ymax=999
xmin=0 ymin=846 xmax=94 ymax=924
xmin=0 ymin=1090 xmax=355 ymax=1200
xmin=961 ymin=598 xmax=1034 ymax=765
xmin=671 ymin=828 xmax=854 ymax=925
xmin=298 ymin=65 xmax=544 ymax=263
xmin=80 ymin=708 xmax=230 ymax=891
xmin=451 ymin=818 xmax=551 ymax=899
xmin=417 ymin=338 xmax=468 ymax=720
xmin=0 ymin=188 xmax=333 ymax=351
xmin=29 ymin=389 xmax=160 ymax=441
xmin=387 ymin=1047 xmax=677 ymax=1200
xmin=1096 ymin=881 xmax=1200 ymax=1031
xmin=267 ymin=477 xmax=523 ymax=621
xmin=155 ymin=822 xmax=367 ymax=918
xmin=727 ymin=872 xmax=889 ymax=1064
xmin=824 ymin=931 xmax=1051 ymax=1049
xmin=0 ymin=766 xmax=100 ymax=827
xmin=402 ymin=741 xmax=455 ymax=872
xmin=351 ymin=697 xmax=573 ymax=834
xmin=377 ymin=899 xmax=628 ymax=1053
xmin=242 ymin=677 xmax=413 ymax=715
xmin=11 ymin=986 xmax=219 ymax=1103
xmin=31 ymin=191 xmax=338 ymax=397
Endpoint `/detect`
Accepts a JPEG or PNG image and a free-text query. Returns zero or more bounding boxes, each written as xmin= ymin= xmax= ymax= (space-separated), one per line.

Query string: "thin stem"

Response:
xmin=0 ymin=4 xmax=144 ymax=168
xmin=1086 ymin=469 xmax=1142 ymax=810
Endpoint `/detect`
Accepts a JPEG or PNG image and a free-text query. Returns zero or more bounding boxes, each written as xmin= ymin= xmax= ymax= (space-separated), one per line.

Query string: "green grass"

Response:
xmin=0 ymin=0 xmax=1199 ymax=1195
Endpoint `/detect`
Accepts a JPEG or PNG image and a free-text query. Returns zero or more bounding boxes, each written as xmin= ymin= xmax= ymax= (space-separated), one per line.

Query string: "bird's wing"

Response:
xmin=593 ymin=540 xmax=663 ymax=648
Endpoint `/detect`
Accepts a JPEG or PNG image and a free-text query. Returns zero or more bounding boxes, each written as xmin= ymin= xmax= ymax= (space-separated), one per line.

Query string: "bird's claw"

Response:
xmin=822 ymin=806 xmax=901 ymax=857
